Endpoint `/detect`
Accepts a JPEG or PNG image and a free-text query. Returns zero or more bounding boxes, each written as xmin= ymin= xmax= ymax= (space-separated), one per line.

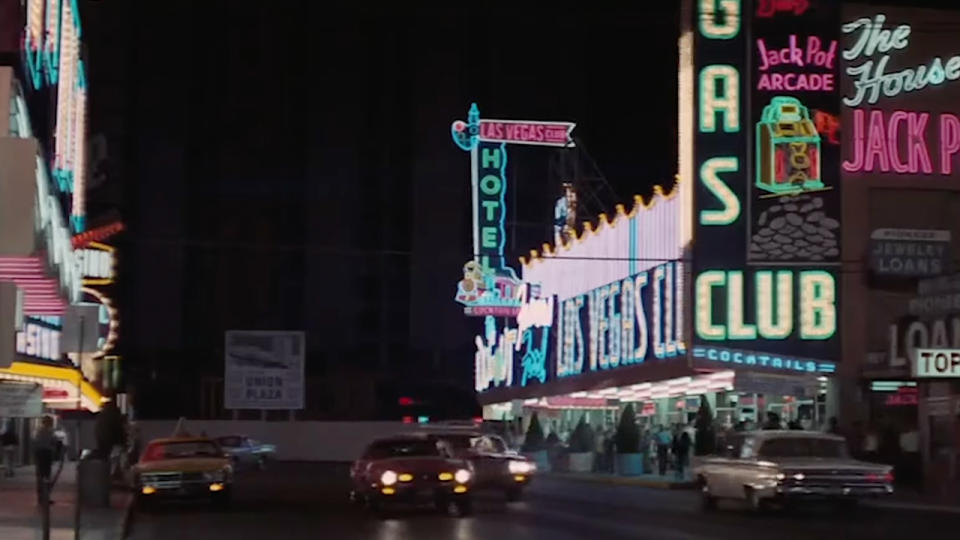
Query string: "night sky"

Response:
xmin=76 ymin=0 xmax=955 ymax=418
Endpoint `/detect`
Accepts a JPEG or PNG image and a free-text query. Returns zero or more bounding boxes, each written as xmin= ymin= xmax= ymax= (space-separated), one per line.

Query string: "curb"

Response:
xmin=546 ymin=473 xmax=696 ymax=490
xmin=863 ymin=500 xmax=960 ymax=515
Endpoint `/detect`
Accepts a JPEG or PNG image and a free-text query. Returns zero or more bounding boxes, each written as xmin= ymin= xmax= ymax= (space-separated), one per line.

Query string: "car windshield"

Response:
xmin=365 ymin=439 xmax=440 ymax=459
xmin=436 ymin=435 xmax=481 ymax=450
xmin=757 ymin=437 xmax=848 ymax=458
xmin=142 ymin=441 xmax=222 ymax=461
xmin=217 ymin=436 xmax=243 ymax=447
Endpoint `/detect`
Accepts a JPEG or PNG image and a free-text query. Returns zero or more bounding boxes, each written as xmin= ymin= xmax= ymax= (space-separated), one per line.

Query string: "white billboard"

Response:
xmin=0 ymin=382 xmax=43 ymax=417
xmin=913 ymin=349 xmax=960 ymax=379
xmin=224 ymin=331 xmax=305 ymax=410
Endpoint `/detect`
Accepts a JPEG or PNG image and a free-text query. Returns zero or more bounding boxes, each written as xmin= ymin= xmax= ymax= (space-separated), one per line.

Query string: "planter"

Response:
xmin=567 ymin=452 xmax=594 ymax=473
xmin=523 ymin=450 xmax=551 ymax=473
xmin=615 ymin=453 xmax=645 ymax=476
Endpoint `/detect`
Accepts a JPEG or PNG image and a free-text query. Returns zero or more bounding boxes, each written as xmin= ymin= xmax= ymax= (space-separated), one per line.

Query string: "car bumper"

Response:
xmin=139 ymin=481 xmax=231 ymax=499
xmin=370 ymin=483 xmax=472 ymax=504
xmin=760 ymin=484 xmax=894 ymax=501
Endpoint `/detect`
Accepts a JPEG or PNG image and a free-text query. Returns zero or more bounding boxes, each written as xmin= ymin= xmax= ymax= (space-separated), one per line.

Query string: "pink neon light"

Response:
xmin=844 ymin=109 xmax=934 ymax=174
xmin=0 ymin=255 xmax=67 ymax=315
xmin=941 ymin=114 xmax=960 ymax=175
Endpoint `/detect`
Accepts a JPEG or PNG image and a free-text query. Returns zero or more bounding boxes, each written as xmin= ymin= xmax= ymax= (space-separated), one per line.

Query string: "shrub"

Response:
xmin=694 ymin=395 xmax=717 ymax=456
xmin=567 ymin=415 xmax=595 ymax=453
xmin=522 ymin=412 xmax=545 ymax=452
xmin=615 ymin=403 xmax=641 ymax=454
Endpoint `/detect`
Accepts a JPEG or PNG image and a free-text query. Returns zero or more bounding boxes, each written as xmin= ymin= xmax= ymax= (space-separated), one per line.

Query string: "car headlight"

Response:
xmin=508 ymin=460 xmax=533 ymax=474
xmin=454 ymin=469 xmax=471 ymax=484
xmin=380 ymin=470 xmax=398 ymax=486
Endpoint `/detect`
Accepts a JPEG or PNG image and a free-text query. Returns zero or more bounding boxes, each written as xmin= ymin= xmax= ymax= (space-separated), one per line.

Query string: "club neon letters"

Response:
xmin=695 ymin=270 xmax=836 ymax=341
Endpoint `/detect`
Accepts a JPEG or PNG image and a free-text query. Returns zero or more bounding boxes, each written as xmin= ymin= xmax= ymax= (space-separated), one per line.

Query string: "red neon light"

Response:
xmin=72 ymin=222 xmax=125 ymax=249
xmin=842 ymin=109 xmax=960 ymax=175
xmin=398 ymin=397 xmax=414 ymax=406
xmin=813 ymin=110 xmax=840 ymax=145
xmin=756 ymin=0 xmax=810 ymax=18
xmin=401 ymin=416 xmax=414 ymax=424
xmin=0 ymin=255 xmax=67 ymax=315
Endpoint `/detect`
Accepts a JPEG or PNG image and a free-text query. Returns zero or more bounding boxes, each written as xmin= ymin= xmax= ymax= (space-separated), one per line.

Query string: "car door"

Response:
xmin=709 ymin=434 xmax=744 ymax=498
xmin=471 ymin=436 xmax=502 ymax=487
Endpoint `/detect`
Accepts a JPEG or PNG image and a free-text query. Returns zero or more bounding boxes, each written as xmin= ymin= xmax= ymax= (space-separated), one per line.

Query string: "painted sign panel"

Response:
xmin=224 ymin=331 xmax=305 ymax=410
xmin=841 ymin=6 xmax=960 ymax=180
xmin=691 ymin=0 xmax=840 ymax=365
xmin=870 ymin=229 xmax=951 ymax=277
xmin=477 ymin=120 xmax=575 ymax=147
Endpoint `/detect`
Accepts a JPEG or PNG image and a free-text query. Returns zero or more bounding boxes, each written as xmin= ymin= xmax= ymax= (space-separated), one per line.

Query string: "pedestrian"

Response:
xmin=762 ymin=412 xmax=781 ymax=430
xmin=1 ymin=421 xmax=18 ymax=477
xmin=33 ymin=416 xmax=58 ymax=505
xmin=655 ymin=425 xmax=672 ymax=476
xmin=593 ymin=425 xmax=606 ymax=473
xmin=827 ymin=416 xmax=841 ymax=435
xmin=673 ymin=429 xmax=692 ymax=479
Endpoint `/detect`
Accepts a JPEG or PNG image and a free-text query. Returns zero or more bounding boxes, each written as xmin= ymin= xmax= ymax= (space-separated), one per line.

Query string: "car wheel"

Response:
xmin=134 ymin=494 xmax=153 ymax=513
xmin=213 ymin=489 xmax=232 ymax=510
xmin=444 ymin=498 xmax=473 ymax=517
xmin=699 ymin=478 xmax=717 ymax=512
xmin=505 ymin=487 xmax=523 ymax=502
xmin=745 ymin=487 xmax=766 ymax=513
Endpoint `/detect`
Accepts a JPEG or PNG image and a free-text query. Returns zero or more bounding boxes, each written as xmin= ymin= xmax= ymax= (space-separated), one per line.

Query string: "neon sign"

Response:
xmin=451 ymin=104 xmax=576 ymax=317
xmin=842 ymin=110 xmax=960 ymax=175
xmin=755 ymin=96 xmax=823 ymax=193
xmin=842 ymin=15 xmax=960 ymax=108
xmin=16 ymin=321 xmax=61 ymax=361
xmin=77 ymin=242 xmax=115 ymax=285
xmin=695 ymin=270 xmax=836 ymax=341
xmin=692 ymin=346 xmax=836 ymax=373
xmin=516 ymin=291 xmax=553 ymax=386
xmin=756 ymin=35 xmax=837 ymax=91
xmin=756 ymin=0 xmax=810 ymax=19
xmin=557 ymin=262 xmax=684 ymax=378
xmin=475 ymin=316 xmax=516 ymax=392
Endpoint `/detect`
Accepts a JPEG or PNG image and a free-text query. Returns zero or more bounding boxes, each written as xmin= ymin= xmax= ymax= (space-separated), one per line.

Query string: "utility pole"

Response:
xmin=74 ymin=315 xmax=84 ymax=540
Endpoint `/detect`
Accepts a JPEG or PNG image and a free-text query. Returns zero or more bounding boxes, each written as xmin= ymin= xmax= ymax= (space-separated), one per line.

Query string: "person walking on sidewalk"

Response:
xmin=32 ymin=416 xmax=58 ymax=504
xmin=673 ymin=428 xmax=692 ymax=480
xmin=655 ymin=425 xmax=672 ymax=476
xmin=1 ymin=421 xmax=18 ymax=477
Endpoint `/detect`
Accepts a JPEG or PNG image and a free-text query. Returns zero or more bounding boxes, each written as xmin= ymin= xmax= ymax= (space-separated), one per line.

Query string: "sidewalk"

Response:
xmin=0 ymin=464 xmax=132 ymax=540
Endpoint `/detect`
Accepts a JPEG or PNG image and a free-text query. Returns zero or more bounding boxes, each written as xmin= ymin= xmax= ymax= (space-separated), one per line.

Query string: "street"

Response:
xmin=127 ymin=463 xmax=960 ymax=540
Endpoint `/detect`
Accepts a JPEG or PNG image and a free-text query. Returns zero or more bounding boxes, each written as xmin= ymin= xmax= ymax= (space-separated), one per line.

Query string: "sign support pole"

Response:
xmin=74 ymin=315 xmax=84 ymax=540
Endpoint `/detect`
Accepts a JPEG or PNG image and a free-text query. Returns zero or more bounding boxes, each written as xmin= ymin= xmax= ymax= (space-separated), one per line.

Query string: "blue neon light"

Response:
xmin=451 ymin=103 xmax=480 ymax=151
xmin=520 ymin=327 xmax=549 ymax=386
xmin=692 ymin=346 xmax=836 ymax=374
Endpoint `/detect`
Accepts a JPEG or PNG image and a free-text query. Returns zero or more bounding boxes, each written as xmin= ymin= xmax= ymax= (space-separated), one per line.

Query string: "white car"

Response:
xmin=694 ymin=430 xmax=893 ymax=512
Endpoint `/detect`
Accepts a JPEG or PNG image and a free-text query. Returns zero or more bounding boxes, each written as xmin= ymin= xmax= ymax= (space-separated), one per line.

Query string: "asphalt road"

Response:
xmin=127 ymin=463 xmax=960 ymax=540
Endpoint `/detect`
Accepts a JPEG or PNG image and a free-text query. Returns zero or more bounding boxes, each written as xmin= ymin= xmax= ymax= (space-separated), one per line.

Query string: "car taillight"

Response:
xmin=867 ymin=472 xmax=894 ymax=483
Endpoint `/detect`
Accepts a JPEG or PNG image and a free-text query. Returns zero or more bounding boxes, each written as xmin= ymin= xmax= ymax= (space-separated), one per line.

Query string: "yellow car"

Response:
xmin=132 ymin=436 xmax=233 ymax=509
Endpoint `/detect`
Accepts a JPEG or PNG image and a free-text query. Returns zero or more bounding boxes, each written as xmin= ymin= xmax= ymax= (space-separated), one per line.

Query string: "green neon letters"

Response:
xmin=699 ymin=158 xmax=741 ymax=225
xmin=695 ymin=270 xmax=837 ymax=341
xmin=699 ymin=0 xmax=741 ymax=40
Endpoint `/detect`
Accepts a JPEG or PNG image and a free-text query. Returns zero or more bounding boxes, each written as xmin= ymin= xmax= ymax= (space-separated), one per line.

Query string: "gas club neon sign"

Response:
xmin=693 ymin=0 xmax=838 ymax=345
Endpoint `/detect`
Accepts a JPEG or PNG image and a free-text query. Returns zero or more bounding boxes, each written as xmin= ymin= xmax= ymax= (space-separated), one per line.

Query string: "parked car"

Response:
xmin=131 ymin=436 xmax=234 ymax=509
xmin=693 ymin=430 xmax=894 ymax=512
xmin=350 ymin=434 xmax=474 ymax=517
xmin=216 ymin=435 xmax=276 ymax=470
xmin=422 ymin=429 xmax=535 ymax=501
